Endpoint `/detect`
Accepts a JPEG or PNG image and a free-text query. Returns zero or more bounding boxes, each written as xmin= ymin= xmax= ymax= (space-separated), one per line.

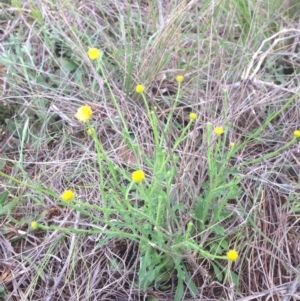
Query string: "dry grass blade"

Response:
xmin=44 ymin=211 xmax=80 ymax=301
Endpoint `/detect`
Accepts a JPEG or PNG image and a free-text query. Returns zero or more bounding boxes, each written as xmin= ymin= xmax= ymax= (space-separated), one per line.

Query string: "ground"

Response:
xmin=0 ymin=0 xmax=300 ymax=300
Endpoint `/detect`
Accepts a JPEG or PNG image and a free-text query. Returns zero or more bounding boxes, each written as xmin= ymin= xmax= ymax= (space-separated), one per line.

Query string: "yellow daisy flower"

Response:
xmin=176 ymin=75 xmax=184 ymax=83
xmin=293 ymin=130 xmax=300 ymax=137
xmin=132 ymin=170 xmax=145 ymax=183
xmin=87 ymin=48 xmax=101 ymax=60
xmin=230 ymin=142 xmax=235 ymax=147
xmin=214 ymin=126 xmax=224 ymax=136
xmin=75 ymin=105 xmax=93 ymax=123
xmin=226 ymin=249 xmax=239 ymax=261
xmin=189 ymin=112 xmax=197 ymax=121
xmin=62 ymin=189 xmax=75 ymax=201
xmin=31 ymin=221 xmax=38 ymax=229
xmin=135 ymin=84 xmax=145 ymax=94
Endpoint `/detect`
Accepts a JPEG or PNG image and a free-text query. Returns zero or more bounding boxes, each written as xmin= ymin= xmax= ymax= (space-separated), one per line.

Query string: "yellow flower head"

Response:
xmin=230 ymin=142 xmax=235 ymax=148
xmin=75 ymin=105 xmax=93 ymax=123
xmin=226 ymin=249 xmax=239 ymax=261
xmin=135 ymin=84 xmax=145 ymax=94
xmin=31 ymin=221 xmax=38 ymax=229
xmin=189 ymin=112 xmax=197 ymax=121
xmin=87 ymin=48 xmax=101 ymax=60
xmin=87 ymin=128 xmax=95 ymax=135
xmin=176 ymin=75 xmax=184 ymax=83
xmin=62 ymin=189 xmax=75 ymax=201
xmin=214 ymin=126 xmax=224 ymax=136
xmin=294 ymin=130 xmax=300 ymax=137
xmin=132 ymin=170 xmax=145 ymax=183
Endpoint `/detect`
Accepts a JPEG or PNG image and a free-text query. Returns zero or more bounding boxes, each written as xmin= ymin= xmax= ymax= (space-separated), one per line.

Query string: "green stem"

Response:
xmin=96 ymin=61 xmax=130 ymax=137
xmin=161 ymin=82 xmax=182 ymax=147
xmin=238 ymin=138 xmax=296 ymax=167
xmin=172 ymin=120 xmax=194 ymax=151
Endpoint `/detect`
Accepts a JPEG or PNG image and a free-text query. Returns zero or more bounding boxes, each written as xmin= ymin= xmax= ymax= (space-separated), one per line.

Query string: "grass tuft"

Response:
xmin=0 ymin=0 xmax=300 ymax=300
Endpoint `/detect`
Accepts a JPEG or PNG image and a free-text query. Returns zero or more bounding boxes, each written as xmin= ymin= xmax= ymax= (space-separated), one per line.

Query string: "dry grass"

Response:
xmin=0 ymin=0 xmax=300 ymax=300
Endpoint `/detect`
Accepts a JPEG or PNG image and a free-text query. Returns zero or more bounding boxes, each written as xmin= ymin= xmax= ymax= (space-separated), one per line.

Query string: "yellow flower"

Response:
xmin=189 ymin=112 xmax=197 ymax=121
xmin=75 ymin=105 xmax=93 ymax=123
xmin=132 ymin=170 xmax=145 ymax=183
xmin=87 ymin=48 xmax=101 ymax=60
xmin=87 ymin=128 xmax=95 ymax=135
xmin=294 ymin=130 xmax=300 ymax=137
xmin=176 ymin=75 xmax=184 ymax=83
xmin=135 ymin=84 xmax=145 ymax=94
xmin=214 ymin=126 xmax=224 ymax=136
xmin=62 ymin=189 xmax=75 ymax=201
xmin=226 ymin=249 xmax=239 ymax=261
xmin=230 ymin=142 xmax=235 ymax=147
xmin=31 ymin=221 xmax=38 ymax=229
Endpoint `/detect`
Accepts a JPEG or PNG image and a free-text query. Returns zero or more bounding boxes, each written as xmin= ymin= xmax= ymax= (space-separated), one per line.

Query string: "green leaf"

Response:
xmin=172 ymin=203 xmax=186 ymax=211
xmin=182 ymin=265 xmax=198 ymax=297
xmin=219 ymin=239 xmax=229 ymax=250
xmin=174 ymin=277 xmax=184 ymax=301
xmin=5 ymin=119 xmax=17 ymax=134
xmin=210 ymin=242 xmax=222 ymax=255
xmin=0 ymin=195 xmax=19 ymax=215
xmin=211 ymin=224 xmax=224 ymax=235
xmin=0 ymin=190 xmax=8 ymax=206
xmin=193 ymin=196 xmax=205 ymax=219
xmin=96 ymin=235 xmax=113 ymax=247
xmin=211 ymin=261 xmax=223 ymax=281
xmin=11 ymin=0 xmax=22 ymax=9
xmin=0 ymin=284 xmax=7 ymax=298
xmin=57 ymin=57 xmax=78 ymax=73
xmin=174 ymin=258 xmax=185 ymax=279
xmin=138 ymin=247 xmax=154 ymax=290
xmin=30 ymin=7 xmax=43 ymax=25
xmin=230 ymin=270 xmax=240 ymax=287
xmin=218 ymin=209 xmax=232 ymax=220
xmin=155 ymin=270 xmax=172 ymax=285
xmin=275 ymin=72 xmax=286 ymax=84
xmin=0 ymin=158 xmax=6 ymax=171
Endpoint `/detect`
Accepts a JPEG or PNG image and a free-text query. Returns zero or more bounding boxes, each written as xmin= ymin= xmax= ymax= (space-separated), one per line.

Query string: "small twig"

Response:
xmin=281 ymin=274 xmax=300 ymax=301
xmin=50 ymin=104 xmax=78 ymax=127
xmin=73 ymin=140 xmax=94 ymax=174
xmin=253 ymin=79 xmax=300 ymax=94
xmin=157 ymin=0 xmax=164 ymax=29
xmin=236 ymin=281 xmax=294 ymax=301
xmin=290 ymin=20 xmax=300 ymax=53
xmin=44 ymin=211 xmax=80 ymax=301
xmin=180 ymin=248 xmax=208 ymax=277
xmin=242 ymin=28 xmax=300 ymax=81
xmin=224 ymin=78 xmax=300 ymax=94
